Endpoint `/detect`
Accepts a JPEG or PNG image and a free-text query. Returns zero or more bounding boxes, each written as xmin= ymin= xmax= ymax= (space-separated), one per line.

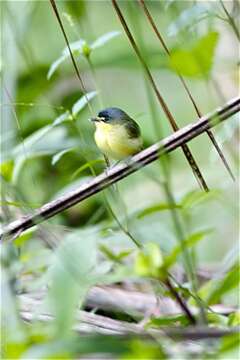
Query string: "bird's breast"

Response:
xmin=94 ymin=123 xmax=142 ymax=160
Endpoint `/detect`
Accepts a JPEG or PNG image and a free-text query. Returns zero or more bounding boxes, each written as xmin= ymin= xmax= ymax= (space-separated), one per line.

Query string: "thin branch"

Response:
xmin=139 ymin=0 xmax=235 ymax=182
xmin=19 ymin=295 xmax=239 ymax=339
xmin=49 ymin=0 xmax=94 ymax=115
xmin=219 ymin=0 xmax=240 ymax=41
xmin=112 ymin=0 xmax=209 ymax=192
xmin=1 ymin=97 xmax=239 ymax=241
xmin=165 ymin=278 xmax=196 ymax=325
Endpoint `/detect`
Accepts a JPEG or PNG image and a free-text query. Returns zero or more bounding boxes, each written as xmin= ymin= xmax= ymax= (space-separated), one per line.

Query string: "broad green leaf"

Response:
xmin=137 ymin=203 xmax=181 ymax=219
xmin=51 ymin=147 xmax=77 ymax=166
xmin=72 ymin=91 xmax=97 ymax=116
xmin=206 ymin=264 xmax=240 ymax=305
xmin=48 ymin=229 xmax=97 ymax=337
xmin=219 ymin=334 xmax=240 ymax=359
xmin=47 ymin=54 xmax=68 ymax=79
xmin=124 ymin=339 xmax=166 ymax=360
xmin=181 ymin=189 xmax=221 ymax=210
xmin=228 ymin=311 xmax=240 ymax=326
xmin=135 ymin=242 xmax=163 ymax=278
xmin=169 ymin=32 xmax=219 ymax=78
xmin=71 ymin=159 xmax=104 ymax=180
xmin=91 ymin=31 xmax=121 ymax=50
xmin=163 ymin=230 xmax=212 ymax=269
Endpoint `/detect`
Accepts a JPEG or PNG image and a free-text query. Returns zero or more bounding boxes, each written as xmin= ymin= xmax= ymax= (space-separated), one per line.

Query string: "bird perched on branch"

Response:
xmin=91 ymin=107 xmax=143 ymax=161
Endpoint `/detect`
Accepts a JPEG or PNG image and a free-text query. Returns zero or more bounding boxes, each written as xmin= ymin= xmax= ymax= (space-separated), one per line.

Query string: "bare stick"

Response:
xmin=19 ymin=295 xmax=239 ymax=339
xmin=1 ymin=97 xmax=239 ymax=241
xmin=139 ymin=0 xmax=235 ymax=181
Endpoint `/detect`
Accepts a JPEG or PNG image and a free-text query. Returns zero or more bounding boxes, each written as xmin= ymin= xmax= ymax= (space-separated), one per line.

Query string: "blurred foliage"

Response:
xmin=1 ymin=0 xmax=239 ymax=358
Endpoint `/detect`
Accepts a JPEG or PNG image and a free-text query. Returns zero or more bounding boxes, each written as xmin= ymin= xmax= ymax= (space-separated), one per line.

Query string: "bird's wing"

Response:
xmin=125 ymin=118 xmax=141 ymax=139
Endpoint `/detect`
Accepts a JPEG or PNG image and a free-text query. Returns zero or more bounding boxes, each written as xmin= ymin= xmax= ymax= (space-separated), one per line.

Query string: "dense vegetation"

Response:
xmin=1 ymin=1 xmax=239 ymax=359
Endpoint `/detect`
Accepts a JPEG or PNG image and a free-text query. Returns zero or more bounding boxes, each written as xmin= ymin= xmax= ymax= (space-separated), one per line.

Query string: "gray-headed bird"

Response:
xmin=91 ymin=107 xmax=143 ymax=160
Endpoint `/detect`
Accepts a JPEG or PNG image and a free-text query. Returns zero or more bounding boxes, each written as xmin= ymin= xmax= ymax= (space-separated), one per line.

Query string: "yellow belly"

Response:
xmin=94 ymin=123 xmax=142 ymax=160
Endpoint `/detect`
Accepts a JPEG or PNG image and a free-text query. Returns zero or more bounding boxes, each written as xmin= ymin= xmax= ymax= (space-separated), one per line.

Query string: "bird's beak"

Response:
xmin=90 ymin=116 xmax=104 ymax=122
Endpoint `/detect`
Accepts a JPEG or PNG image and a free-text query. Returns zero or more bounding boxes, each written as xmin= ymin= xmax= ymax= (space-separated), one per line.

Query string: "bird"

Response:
xmin=91 ymin=107 xmax=143 ymax=161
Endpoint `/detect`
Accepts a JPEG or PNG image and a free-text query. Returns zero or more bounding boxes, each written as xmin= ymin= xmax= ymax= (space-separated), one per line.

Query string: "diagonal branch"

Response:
xmin=1 ymin=96 xmax=239 ymax=241
xmin=139 ymin=0 xmax=235 ymax=181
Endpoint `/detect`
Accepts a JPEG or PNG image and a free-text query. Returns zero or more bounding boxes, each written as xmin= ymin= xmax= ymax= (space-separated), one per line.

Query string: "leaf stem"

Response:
xmin=220 ymin=0 xmax=240 ymax=41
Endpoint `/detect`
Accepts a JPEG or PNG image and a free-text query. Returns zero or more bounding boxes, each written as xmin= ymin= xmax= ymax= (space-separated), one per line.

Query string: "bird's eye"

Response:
xmin=102 ymin=117 xmax=109 ymax=122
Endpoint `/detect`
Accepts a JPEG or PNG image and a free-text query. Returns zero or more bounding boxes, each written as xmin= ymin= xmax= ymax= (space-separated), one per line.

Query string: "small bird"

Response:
xmin=91 ymin=107 xmax=143 ymax=161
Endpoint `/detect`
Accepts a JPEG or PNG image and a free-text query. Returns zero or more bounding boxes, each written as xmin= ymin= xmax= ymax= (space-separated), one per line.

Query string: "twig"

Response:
xmin=165 ymin=278 xmax=196 ymax=325
xmin=1 ymin=96 xmax=239 ymax=240
xmin=21 ymin=286 xmax=237 ymax=318
xmin=139 ymin=0 xmax=235 ymax=181
xmin=219 ymin=0 xmax=240 ymax=41
xmin=49 ymin=0 xmax=94 ymax=115
xmin=19 ymin=295 xmax=239 ymax=339
xmin=112 ymin=0 xmax=209 ymax=192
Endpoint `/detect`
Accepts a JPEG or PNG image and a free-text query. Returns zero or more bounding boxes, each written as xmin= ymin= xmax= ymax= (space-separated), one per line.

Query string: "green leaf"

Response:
xmin=169 ymin=31 xmax=219 ymax=78
xmin=135 ymin=242 xmax=163 ymax=278
xmin=47 ymin=54 xmax=68 ymax=79
xmin=72 ymin=91 xmax=97 ymax=116
xmin=228 ymin=311 xmax=240 ymax=326
xmin=14 ymin=127 xmax=76 ymax=158
xmin=206 ymin=264 xmax=240 ymax=305
xmin=219 ymin=334 xmax=240 ymax=359
xmin=207 ymin=313 xmax=228 ymax=326
xmin=14 ymin=229 xmax=35 ymax=247
xmin=52 ymin=111 xmax=71 ymax=126
xmin=12 ymin=155 xmax=27 ymax=185
xmin=137 ymin=203 xmax=181 ymax=219
xmin=51 ymin=147 xmax=77 ymax=166
xmin=91 ymin=31 xmax=121 ymax=50
xmin=47 ymin=40 xmax=87 ymax=79
xmin=62 ymin=39 xmax=87 ymax=56
xmin=71 ymin=159 xmax=104 ymax=180
xmin=164 ymin=230 xmax=211 ymax=269
xmin=147 ymin=314 xmax=189 ymax=327
xmin=13 ymin=126 xmax=52 ymax=156
xmin=99 ymin=244 xmax=132 ymax=263
xmin=0 ymin=160 xmax=14 ymax=181
xmin=181 ymin=189 xmax=221 ymax=210
xmin=124 ymin=339 xmax=166 ymax=360
xmin=48 ymin=229 xmax=97 ymax=337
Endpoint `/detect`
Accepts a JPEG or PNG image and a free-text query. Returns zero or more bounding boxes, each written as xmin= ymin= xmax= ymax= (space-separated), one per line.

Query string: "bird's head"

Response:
xmin=91 ymin=107 xmax=130 ymax=125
